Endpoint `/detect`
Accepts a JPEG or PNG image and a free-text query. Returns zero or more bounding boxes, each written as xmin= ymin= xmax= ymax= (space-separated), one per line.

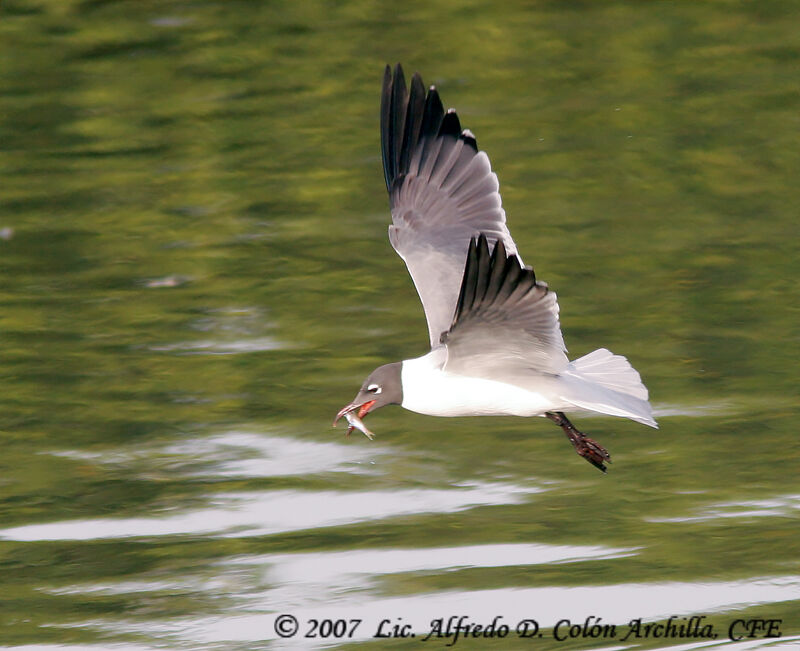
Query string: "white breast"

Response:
xmin=400 ymin=352 xmax=556 ymax=418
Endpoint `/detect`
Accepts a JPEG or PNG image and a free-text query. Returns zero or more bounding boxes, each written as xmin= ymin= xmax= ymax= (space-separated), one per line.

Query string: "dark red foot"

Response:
xmin=546 ymin=412 xmax=612 ymax=473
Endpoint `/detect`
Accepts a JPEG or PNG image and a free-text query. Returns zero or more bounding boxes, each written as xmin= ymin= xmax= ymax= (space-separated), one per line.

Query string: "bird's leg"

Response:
xmin=545 ymin=411 xmax=611 ymax=473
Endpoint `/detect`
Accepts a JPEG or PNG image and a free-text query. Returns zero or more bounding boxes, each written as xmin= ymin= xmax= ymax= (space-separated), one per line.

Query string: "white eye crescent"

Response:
xmin=367 ymin=384 xmax=382 ymax=394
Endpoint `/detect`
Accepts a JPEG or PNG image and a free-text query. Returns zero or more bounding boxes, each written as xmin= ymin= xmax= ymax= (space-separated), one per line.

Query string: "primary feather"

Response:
xmin=381 ymin=64 xmax=518 ymax=347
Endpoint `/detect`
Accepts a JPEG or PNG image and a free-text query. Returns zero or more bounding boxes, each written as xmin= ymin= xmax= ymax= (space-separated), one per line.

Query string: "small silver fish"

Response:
xmin=344 ymin=409 xmax=374 ymax=440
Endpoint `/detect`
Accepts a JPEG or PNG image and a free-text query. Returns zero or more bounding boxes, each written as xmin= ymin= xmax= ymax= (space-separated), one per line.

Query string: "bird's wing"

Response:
xmin=382 ymin=64 xmax=519 ymax=348
xmin=441 ymin=234 xmax=568 ymax=378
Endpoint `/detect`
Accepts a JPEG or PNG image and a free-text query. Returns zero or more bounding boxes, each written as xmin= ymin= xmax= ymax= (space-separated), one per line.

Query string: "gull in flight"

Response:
xmin=334 ymin=64 xmax=657 ymax=472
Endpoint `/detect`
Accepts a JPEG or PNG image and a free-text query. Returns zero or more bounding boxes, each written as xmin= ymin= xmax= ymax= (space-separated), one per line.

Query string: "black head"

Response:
xmin=333 ymin=362 xmax=403 ymax=434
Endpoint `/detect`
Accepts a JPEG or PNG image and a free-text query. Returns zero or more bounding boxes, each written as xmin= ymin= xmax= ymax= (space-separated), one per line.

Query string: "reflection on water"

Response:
xmin=3 ymin=433 xmax=541 ymax=541
xmin=163 ymin=431 xmax=386 ymax=478
xmin=47 ymin=543 xmax=635 ymax=599
xmin=143 ymin=274 xmax=192 ymax=288
xmin=10 ymin=432 xmax=800 ymax=649
xmin=256 ymin=543 xmax=638 ymax=585
xmin=149 ymin=337 xmax=286 ymax=354
xmin=41 ymin=542 xmax=800 ymax=649
xmin=0 ymin=646 xmax=159 ymax=651
xmin=149 ymin=306 xmax=289 ymax=354
xmin=47 ymin=432 xmax=389 ymax=478
xmin=651 ymin=401 xmax=735 ymax=418
xmin=186 ymin=576 xmax=800 ymax=647
xmin=648 ymin=494 xmax=800 ymax=524
xmin=0 ymin=481 xmax=538 ymax=542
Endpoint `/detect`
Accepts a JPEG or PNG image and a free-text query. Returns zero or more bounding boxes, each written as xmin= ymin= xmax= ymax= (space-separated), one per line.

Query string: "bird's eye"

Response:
xmin=367 ymin=384 xmax=382 ymax=394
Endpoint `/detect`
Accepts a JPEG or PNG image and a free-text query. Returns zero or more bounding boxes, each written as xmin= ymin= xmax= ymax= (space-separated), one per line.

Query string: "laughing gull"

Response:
xmin=334 ymin=64 xmax=656 ymax=472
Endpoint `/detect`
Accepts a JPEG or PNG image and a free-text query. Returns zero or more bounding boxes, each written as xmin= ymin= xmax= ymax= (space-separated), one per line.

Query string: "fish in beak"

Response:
xmin=333 ymin=362 xmax=403 ymax=441
xmin=333 ymin=400 xmax=376 ymax=439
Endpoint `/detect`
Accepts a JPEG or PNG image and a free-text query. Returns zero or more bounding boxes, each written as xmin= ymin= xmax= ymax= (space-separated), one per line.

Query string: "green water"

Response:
xmin=1 ymin=1 xmax=799 ymax=649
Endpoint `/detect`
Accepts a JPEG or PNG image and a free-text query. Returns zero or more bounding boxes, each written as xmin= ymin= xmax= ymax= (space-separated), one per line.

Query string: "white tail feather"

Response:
xmin=562 ymin=348 xmax=657 ymax=428
xmin=569 ymin=348 xmax=649 ymax=400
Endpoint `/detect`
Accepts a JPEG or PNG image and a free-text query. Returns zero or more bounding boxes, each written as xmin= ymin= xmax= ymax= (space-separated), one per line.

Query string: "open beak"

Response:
xmin=332 ymin=400 xmax=376 ymax=439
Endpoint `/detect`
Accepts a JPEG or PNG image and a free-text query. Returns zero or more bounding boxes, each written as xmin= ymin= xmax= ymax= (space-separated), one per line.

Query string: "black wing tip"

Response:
xmin=460 ymin=128 xmax=478 ymax=151
xmin=471 ymin=234 xmax=511 ymax=265
xmin=422 ymin=86 xmax=444 ymax=139
xmin=450 ymin=233 xmax=539 ymax=328
xmin=382 ymin=63 xmax=424 ymax=192
xmin=382 ymin=65 xmax=480 ymax=193
xmin=440 ymin=108 xmax=461 ymax=138
xmin=472 ymin=233 xmax=521 ymax=281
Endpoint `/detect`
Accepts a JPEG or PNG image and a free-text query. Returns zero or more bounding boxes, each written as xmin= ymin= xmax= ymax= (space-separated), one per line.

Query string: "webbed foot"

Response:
xmin=546 ymin=411 xmax=611 ymax=473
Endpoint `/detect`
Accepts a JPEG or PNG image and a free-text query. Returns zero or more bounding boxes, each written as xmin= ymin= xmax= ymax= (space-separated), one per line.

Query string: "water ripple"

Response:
xmin=0 ymin=482 xmax=540 ymax=542
xmin=648 ymin=494 xmax=800 ymax=523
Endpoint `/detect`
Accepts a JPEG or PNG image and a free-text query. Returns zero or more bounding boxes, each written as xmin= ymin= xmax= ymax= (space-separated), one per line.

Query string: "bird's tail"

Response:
xmin=561 ymin=348 xmax=658 ymax=428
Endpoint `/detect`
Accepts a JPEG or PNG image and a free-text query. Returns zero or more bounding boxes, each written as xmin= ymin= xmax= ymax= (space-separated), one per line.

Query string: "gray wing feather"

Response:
xmin=382 ymin=64 xmax=519 ymax=347
xmin=441 ymin=235 xmax=568 ymax=377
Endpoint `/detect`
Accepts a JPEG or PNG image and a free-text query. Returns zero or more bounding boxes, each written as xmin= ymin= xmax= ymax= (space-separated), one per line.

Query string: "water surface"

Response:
xmin=1 ymin=1 xmax=799 ymax=649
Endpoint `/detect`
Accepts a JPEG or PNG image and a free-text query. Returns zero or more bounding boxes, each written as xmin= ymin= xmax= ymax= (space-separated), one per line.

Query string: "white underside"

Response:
xmin=401 ymin=352 xmax=557 ymax=417
xmin=400 ymin=348 xmax=658 ymax=428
